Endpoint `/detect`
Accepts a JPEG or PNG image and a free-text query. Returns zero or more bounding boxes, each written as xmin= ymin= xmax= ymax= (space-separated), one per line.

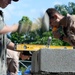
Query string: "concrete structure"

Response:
xmin=31 ymin=49 xmax=75 ymax=75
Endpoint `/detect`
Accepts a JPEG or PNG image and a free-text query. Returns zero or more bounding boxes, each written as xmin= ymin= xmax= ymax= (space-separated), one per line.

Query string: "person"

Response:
xmin=7 ymin=49 xmax=31 ymax=75
xmin=7 ymin=49 xmax=20 ymax=75
xmin=0 ymin=0 xmax=20 ymax=50
xmin=44 ymin=8 xmax=75 ymax=46
xmin=0 ymin=0 xmax=21 ymax=75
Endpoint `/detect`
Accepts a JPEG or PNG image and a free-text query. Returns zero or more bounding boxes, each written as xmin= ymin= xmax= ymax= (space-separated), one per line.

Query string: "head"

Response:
xmin=20 ymin=51 xmax=32 ymax=60
xmin=20 ymin=54 xmax=31 ymax=60
xmin=0 ymin=0 xmax=19 ymax=8
xmin=46 ymin=8 xmax=63 ymax=28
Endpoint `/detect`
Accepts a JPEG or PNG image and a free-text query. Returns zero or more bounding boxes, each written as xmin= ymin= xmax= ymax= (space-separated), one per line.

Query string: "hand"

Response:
xmin=52 ymin=27 xmax=58 ymax=32
xmin=51 ymin=20 xmax=59 ymax=28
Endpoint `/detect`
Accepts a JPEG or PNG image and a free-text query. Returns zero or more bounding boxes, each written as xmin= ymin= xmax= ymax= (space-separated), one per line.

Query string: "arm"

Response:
xmin=52 ymin=27 xmax=72 ymax=45
xmin=5 ymin=36 xmax=16 ymax=50
xmin=0 ymin=24 xmax=18 ymax=34
xmin=52 ymin=27 xmax=61 ymax=39
xmin=7 ymin=41 xmax=15 ymax=50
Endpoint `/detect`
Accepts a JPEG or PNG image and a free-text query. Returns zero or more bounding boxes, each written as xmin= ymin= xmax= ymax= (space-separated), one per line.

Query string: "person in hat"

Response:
xmin=7 ymin=49 xmax=20 ymax=75
xmin=7 ymin=49 xmax=31 ymax=75
xmin=44 ymin=8 xmax=75 ymax=46
xmin=0 ymin=0 xmax=23 ymax=75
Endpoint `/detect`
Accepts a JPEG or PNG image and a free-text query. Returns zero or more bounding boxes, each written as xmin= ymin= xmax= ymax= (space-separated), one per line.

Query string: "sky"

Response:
xmin=0 ymin=0 xmax=75 ymax=26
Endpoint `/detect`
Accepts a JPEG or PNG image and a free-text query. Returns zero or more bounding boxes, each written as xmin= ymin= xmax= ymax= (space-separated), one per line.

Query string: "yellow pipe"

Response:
xmin=16 ymin=44 xmax=73 ymax=51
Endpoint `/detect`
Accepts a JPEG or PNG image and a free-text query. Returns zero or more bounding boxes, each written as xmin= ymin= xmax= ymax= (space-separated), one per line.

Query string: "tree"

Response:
xmin=55 ymin=2 xmax=75 ymax=15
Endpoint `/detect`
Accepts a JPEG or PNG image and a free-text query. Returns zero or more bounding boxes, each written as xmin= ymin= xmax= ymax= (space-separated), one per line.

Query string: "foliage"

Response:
xmin=20 ymin=67 xmax=26 ymax=75
xmin=10 ymin=32 xmax=25 ymax=43
xmin=55 ymin=2 xmax=75 ymax=15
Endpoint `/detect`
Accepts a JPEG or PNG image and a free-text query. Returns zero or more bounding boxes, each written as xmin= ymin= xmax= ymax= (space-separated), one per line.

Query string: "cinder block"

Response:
xmin=31 ymin=49 xmax=75 ymax=73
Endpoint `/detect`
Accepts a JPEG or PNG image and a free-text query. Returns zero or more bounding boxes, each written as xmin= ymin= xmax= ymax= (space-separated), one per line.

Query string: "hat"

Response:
xmin=22 ymin=51 xmax=32 ymax=56
xmin=42 ymin=12 xmax=50 ymax=31
xmin=13 ymin=0 xmax=19 ymax=2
